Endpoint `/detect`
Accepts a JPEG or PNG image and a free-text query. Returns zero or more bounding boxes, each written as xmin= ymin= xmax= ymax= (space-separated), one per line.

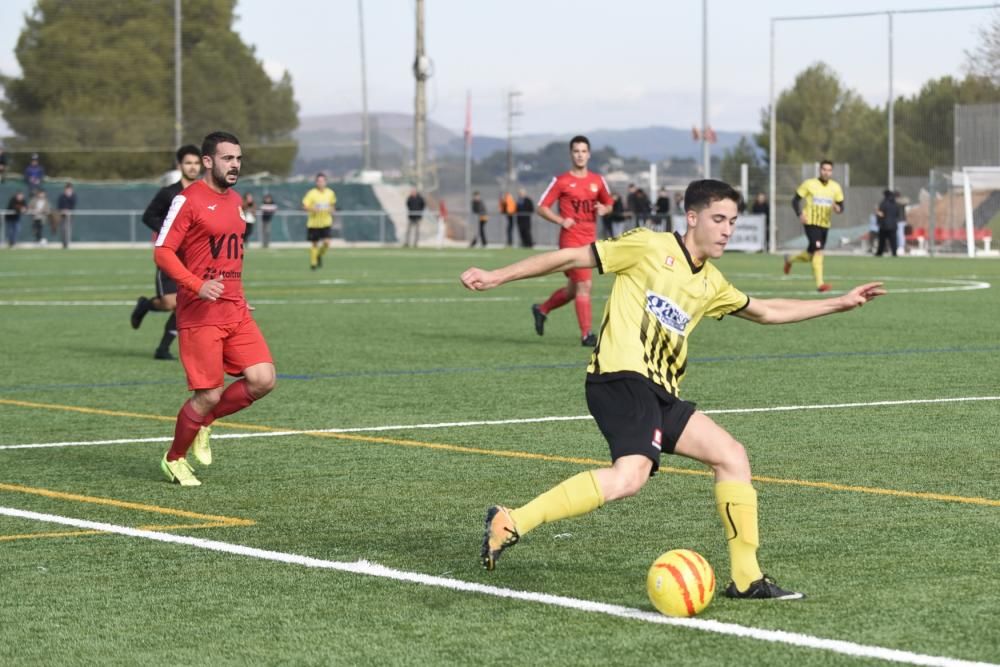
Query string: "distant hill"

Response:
xmin=294 ymin=112 xmax=752 ymax=172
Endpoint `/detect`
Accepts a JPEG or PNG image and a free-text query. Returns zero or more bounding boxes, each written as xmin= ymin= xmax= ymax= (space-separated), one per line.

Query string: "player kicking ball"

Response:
xmin=153 ymin=131 xmax=276 ymax=486
xmin=461 ymin=179 xmax=885 ymax=599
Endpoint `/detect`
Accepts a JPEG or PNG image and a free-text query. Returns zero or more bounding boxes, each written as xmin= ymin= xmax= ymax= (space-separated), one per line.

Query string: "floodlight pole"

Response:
xmin=358 ymin=0 xmax=372 ymax=171
xmin=701 ymin=0 xmax=710 ymax=178
xmin=174 ymin=0 xmax=182 ymax=148
xmin=768 ymin=18 xmax=776 ymax=254
xmin=888 ymin=12 xmax=894 ymax=191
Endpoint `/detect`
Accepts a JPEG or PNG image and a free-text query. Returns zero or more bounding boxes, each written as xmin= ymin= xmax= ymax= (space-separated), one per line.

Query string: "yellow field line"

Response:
xmin=0 ymin=482 xmax=255 ymax=526
xmin=2 ymin=398 xmax=998 ymax=508
xmin=0 ymin=522 xmax=243 ymax=543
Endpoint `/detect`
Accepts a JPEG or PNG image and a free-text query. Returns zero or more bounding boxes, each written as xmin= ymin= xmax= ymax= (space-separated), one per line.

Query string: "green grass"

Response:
xmin=1 ymin=246 xmax=998 ymax=666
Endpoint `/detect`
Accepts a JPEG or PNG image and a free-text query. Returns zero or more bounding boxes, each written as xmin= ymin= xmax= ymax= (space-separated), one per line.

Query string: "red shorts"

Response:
xmin=178 ymin=316 xmax=273 ymax=390
xmin=560 ymin=224 xmax=595 ymax=283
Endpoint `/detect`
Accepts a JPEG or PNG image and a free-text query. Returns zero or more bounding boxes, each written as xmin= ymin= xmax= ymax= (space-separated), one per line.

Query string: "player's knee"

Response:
xmin=715 ymin=438 xmax=751 ymax=479
xmin=246 ymin=366 xmax=276 ymax=398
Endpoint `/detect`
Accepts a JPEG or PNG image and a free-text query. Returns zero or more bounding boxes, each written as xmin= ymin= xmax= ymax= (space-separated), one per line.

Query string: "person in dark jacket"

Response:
xmin=515 ymin=188 xmax=534 ymax=248
xmin=470 ymin=191 xmax=488 ymax=247
xmin=5 ymin=191 xmax=27 ymax=247
xmin=654 ymin=188 xmax=671 ymax=231
xmin=405 ymin=188 xmax=425 ymax=247
xmin=875 ymin=190 xmax=900 ymax=257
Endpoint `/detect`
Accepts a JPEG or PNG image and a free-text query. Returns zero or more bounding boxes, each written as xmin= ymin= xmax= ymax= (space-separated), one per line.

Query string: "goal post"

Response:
xmin=962 ymin=167 xmax=1000 ymax=258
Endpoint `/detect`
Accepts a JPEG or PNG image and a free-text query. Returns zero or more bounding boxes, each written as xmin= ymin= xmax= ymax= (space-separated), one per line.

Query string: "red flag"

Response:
xmin=705 ymin=126 xmax=717 ymax=144
xmin=464 ymin=92 xmax=472 ymax=148
xmin=691 ymin=126 xmax=700 ymax=141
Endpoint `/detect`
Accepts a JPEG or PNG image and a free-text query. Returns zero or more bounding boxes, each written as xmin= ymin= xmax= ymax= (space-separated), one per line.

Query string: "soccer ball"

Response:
xmin=646 ymin=549 xmax=715 ymax=617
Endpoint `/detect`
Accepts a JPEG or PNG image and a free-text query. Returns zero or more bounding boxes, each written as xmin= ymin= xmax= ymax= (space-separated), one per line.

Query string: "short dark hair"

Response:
xmin=176 ymin=144 xmax=200 ymax=163
xmin=316 ymin=172 xmax=327 ymax=180
xmin=569 ymin=135 xmax=590 ymax=150
xmin=201 ymin=131 xmax=240 ymax=158
xmin=820 ymin=159 xmax=834 ymax=168
xmin=683 ymin=179 xmax=742 ymax=213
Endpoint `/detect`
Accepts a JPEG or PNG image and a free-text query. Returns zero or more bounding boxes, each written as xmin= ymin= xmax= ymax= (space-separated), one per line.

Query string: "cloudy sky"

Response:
xmin=0 ymin=0 xmax=992 ymax=137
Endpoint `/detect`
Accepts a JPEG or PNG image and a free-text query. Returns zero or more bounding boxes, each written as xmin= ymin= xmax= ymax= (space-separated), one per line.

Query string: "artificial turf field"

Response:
xmin=1 ymin=245 xmax=997 ymax=666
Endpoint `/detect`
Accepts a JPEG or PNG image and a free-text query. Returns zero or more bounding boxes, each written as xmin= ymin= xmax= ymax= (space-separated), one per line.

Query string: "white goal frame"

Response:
xmin=961 ymin=167 xmax=1000 ymax=258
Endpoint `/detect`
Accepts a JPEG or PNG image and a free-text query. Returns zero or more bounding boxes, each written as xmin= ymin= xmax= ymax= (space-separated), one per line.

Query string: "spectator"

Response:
xmin=29 ymin=189 xmax=50 ymax=245
xmin=405 ymin=187 xmax=425 ymax=247
xmin=626 ymin=183 xmax=638 ymax=228
xmin=5 ymin=191 xmax=27 ymax=247
xmin=654 ymin=187 xmax=671 ymax=231
xmin=259 ymin=193 xmax=277 ymax=249
xmin=751 ymin=192 xmax=769 ymax=243
xmin=894 ymin=190 xmax=908 ymax=255
xmin=24 ymin=153 xmax=45 ymax=193
xmin=56 ymin=182 xmax=76 ymax=248
xmin=0 ymin=145 xmax=7 ymax=183
xmin=673 ymin=192 xmax=685 ymax=216
xmin=470 ymin=191 xmax=488 ymax=247
xmin=875 ymin=189 xmax=900 ymax=257
xmin=634 ymin=188 xmax=651 ymax=228
xmin=515 ymin=188 xmax=534 ymax=248
xmin=242 ymin=192 xmax=257 ymax=239
xmin=499 ymin=191 xmax=517 ymax=246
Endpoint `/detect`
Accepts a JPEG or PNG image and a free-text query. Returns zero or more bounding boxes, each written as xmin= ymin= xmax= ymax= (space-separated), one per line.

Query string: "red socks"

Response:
xmin=204 ymin=379 xmax=255 ymax=426
xmin=540 ymin=287 xmax=571 ymax=314
xmin=574 ymin=295 xmax=592 ymax=336
xmin=167 ymin=381 xmax=257 ymax=461
xmin=167 ymin=401 xmax=204 ymax=461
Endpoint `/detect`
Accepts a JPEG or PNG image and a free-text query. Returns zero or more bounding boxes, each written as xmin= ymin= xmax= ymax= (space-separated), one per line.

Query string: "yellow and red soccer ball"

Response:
xmin=646 ymin=549 xmax=716 ymax=617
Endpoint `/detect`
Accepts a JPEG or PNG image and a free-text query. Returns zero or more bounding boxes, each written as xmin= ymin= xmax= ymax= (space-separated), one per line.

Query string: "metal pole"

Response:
xmin=701 ymin=0 xmax=710 ymax=178
xmin=465 ymin=91 xmax=472 ymax=240
xmin=174 ymin=0 xmax=182 ymax=147
xmin=413 ymin=0 xmax=428 ymax=192
xmin=358 ymin=0 xmax=371 ymax=171
xmin=888 ymin=12 xmax=894 ymax=191
xmin=768 ymin=18 xmax=777 ymax=254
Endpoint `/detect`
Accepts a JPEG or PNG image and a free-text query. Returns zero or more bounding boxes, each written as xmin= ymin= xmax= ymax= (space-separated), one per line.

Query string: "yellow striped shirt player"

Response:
xmin=462 ymin=178 xmax=884 ymax=600
xmin=302 ymin=172 xmax=337 ymax=270
xmin=784 ymin=159 xmax=844 ymax=292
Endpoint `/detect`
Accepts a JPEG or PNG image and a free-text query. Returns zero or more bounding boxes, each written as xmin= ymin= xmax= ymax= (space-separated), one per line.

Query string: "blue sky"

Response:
xmin=0 ymin=0 xmax=993 ymax=137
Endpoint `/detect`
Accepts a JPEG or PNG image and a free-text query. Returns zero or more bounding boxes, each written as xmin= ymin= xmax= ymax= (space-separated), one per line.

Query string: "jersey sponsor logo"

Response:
xmin=202 ymin=267 xmax=242 ymax=281
xmin=208 ymin=232 xmax=245 ymax=260
xmin=590 ymin=183 xmax=598 ymax=192
xmin=154 ymin=195 xmax=187 ymax=246
xmin=646 ymin=290 xmax=692 ymax=336
xmin=811 ymin=196 xmax=833 ymax=207
xmin=569 ymin=199 xmax=597 ymax=216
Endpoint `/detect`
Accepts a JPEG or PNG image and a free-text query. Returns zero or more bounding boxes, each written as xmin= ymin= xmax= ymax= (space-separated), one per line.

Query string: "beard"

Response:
xmin=209 ymin=164 xmax=239 ymax=190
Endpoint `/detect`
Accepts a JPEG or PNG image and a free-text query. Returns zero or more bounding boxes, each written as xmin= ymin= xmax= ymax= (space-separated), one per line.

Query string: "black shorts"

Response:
xmin=585 ymin=376 xmax=696 ymax=474
xmin=155 ymin=268 xmax=177 ymax=298
xmin=307 ymin=227 xmax=332 ymax=242
xmin=804 ymin=225 xmax=829 ymax=252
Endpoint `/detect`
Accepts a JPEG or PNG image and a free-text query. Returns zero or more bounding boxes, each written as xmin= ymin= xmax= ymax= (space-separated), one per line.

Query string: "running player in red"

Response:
xmin=154 ymin=131 xmax=276 ymax=486
xmin=533 ymin=135 xmax=612 ymax=346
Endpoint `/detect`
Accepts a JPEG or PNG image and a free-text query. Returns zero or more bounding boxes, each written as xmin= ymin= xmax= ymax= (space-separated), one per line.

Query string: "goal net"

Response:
xmin=913 ymin=168 xmax=1000 ymax=257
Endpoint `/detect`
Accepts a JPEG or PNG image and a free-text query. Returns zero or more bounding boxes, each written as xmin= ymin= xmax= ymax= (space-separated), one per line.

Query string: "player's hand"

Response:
xmin=461 ymin=267 xmax=499 ymax=291
xmin=198 ymin=279 xmax=225 ymax=301
xmin=834 ymin=203 xmax=843 ymax=214
xmin=799 ymin=212 xmax=808 ymax=224
xmin=596 ymin=202 xmax=611 ymax=217
xmin=561 ymin=218 xmax=576 ymax=230
xmin=839 ymin=282 xmax=886 ymax=309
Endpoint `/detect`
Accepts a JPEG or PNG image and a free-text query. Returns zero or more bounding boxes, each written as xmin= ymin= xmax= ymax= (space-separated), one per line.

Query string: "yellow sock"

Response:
xmin=715 ymin=481 xmax=763 ymax=591
xmin=509 ymin=471 xmax=605 ymax=536
xmin=318 ymin=243 xmax=328 ymax=257
xmin=791 ymin=250 xmax=811 ymax=263
xmin=309 ymin=246 xmax=319 ymax=267
xmin=811 ymin=252 xmax=825 ymax=287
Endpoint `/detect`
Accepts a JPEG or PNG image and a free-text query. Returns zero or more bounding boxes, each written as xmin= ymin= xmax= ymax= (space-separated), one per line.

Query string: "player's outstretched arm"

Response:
xmin=736 ymin=282 xmax=885 ymax=325
xmin=461 ymin=245 xmax=595 ymax=292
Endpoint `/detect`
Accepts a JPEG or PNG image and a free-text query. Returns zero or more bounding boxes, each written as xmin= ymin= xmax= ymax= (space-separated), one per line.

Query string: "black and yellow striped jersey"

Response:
xmin=587 ymin=228 xmax=749 ymax=398
xmin=795 ymin=178 xmax=844 ymax=229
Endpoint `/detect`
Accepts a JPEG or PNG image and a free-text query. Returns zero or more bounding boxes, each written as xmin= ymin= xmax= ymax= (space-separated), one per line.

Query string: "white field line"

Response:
xmin=3 ymin=395 xmax=999 ymax=451
xmin=0 ymin=507 xmax=993 ymax=667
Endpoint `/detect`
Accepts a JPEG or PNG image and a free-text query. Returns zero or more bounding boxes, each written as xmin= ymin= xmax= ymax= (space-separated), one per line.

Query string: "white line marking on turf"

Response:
xmin=0 ymin=507 xmax=993 ymax=667
xmin=3 ymin=396 xmax=999 ymax=451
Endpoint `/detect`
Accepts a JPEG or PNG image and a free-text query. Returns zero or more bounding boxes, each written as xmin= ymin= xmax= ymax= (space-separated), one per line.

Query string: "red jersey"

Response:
xmin=539 ymin=170 xmax=612 ymax=247
xmin=155 ymin=180 xmax=249 ymax=328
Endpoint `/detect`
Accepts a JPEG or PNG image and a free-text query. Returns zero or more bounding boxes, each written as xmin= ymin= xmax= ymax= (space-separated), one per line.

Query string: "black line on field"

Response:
xmin=3 ymin=344 xmax=1000 ymax=394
